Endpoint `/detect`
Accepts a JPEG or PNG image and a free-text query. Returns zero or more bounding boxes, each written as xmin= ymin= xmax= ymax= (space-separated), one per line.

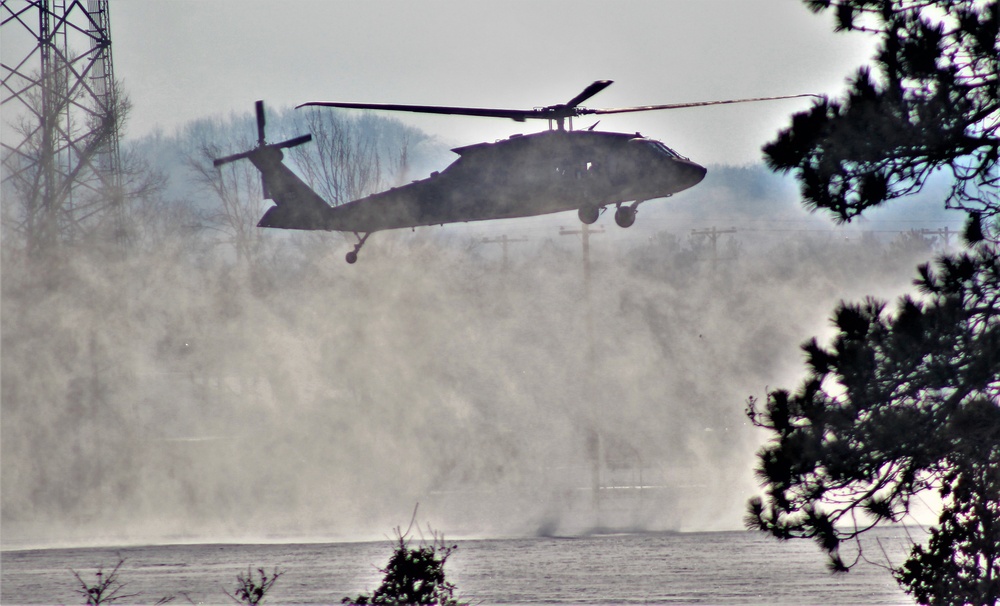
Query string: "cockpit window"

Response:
xmin=631 ymin=138 xmax=687 ymax=160
xmin=650 ymin=140 xmax=682 ymax=159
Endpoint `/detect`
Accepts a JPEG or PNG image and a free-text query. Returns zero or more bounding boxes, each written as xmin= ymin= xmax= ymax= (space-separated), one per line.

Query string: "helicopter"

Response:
xmin=213 ymin=81 xmax=815 ymax=263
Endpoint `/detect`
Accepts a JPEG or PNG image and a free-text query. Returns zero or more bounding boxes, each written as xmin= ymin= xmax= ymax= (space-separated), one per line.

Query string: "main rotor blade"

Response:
xmin=298 ymin=90 xmax=821 ymax=124
xmin=579 ymin=93 xmax=822 ymax=116
xmin=565 ymin=80 xmax=613 ymax=108
xmin=297 ymin=101 xmax=536 ymax=122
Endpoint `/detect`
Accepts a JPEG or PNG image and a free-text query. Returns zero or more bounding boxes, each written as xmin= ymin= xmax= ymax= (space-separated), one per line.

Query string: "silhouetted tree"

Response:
xmin=764 ymin=0 xmax=998 ymax=224
xmin=747 ymin=244 xmax=999 ymax=601
xmin=748 ymin=1 xmax=1000 ymax=604
xmin=289 ymin=109 xmax=410 ymax=206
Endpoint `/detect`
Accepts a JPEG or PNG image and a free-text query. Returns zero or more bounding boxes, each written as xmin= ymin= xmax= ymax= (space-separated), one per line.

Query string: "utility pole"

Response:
xmin=560 ymin=222 xmax=605 ymax=526
xmin=691 ymin=226 xmax=737 ymax=271
xmin=482 ymin=234 xmax=528 ymax=270
xmin=920 ymin=227 xmax=955 ymax=248
xmin=560 ymin=222 xmax=605 ymax=301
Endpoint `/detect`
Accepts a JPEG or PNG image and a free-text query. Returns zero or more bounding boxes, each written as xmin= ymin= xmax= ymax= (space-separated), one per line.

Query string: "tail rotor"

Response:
xmin=212 ymin=100 xmax=312 ymax=199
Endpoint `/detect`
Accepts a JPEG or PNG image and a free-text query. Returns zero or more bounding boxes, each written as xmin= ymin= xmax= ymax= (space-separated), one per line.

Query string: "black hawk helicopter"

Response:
xmin=213 ymin=81 xmax=814 ymax=263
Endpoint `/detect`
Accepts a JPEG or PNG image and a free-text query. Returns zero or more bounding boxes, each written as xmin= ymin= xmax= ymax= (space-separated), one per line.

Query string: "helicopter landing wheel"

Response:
xmin=345 ymin=232 xmax=371 ymax=264
xmin=578 ymin=205 xmax=600 ymax=225
xmin=615 ymin=206 xmax=636 ymax=228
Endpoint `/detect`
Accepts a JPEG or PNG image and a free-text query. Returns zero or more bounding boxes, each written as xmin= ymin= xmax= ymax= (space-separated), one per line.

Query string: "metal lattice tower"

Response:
xmin=1 ymin=0 xmax=125 ymax=253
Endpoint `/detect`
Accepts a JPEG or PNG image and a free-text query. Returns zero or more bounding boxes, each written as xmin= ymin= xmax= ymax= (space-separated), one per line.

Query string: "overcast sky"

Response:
xmin=105 ymin=1 xmax=876 ymax=166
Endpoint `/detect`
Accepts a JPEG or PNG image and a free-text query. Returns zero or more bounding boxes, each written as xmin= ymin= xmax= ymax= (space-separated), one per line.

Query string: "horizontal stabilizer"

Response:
xmin=258 ymin=196 xmax=331 ymax=230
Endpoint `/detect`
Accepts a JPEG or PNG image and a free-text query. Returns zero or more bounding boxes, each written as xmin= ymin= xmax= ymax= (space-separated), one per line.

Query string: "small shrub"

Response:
xmin=343 ymin=523 xmax=462 ymax=606
xmin=70 ymin=558 xmax=171 ymax=605
xmin=225 ymin=567 xmax=283 ymax=606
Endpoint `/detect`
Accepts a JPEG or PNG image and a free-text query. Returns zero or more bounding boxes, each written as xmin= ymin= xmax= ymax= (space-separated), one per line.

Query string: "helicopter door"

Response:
xmin=604 ymin=150 xmax=630 ymax=188
xmin=552 ymin=156 xmax=593 ymax=202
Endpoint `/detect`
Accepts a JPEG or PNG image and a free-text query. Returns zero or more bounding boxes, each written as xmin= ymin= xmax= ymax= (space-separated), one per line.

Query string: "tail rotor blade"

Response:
xmin=273 ymin=134 xmax=313 ymax=150
xmin=256 ymin=100 xmax=266 ymax=146
xmin=213 ymin=150 xmax=252 ymax=167
xmin=211 ymin=100 xmax=312 ymax=199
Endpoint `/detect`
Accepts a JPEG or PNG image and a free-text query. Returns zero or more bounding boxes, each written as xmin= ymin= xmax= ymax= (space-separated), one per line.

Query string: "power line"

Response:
xmin=691 ymin=226 xmax=737 ymax=270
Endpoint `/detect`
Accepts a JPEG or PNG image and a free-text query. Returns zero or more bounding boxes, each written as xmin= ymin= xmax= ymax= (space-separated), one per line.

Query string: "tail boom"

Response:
xmin=248 ymin=148 xmax=336 ymax=231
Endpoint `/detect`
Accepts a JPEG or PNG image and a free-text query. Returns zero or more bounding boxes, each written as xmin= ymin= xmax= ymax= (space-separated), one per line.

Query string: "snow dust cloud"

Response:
xmin=0 ymin=162 xmax=949 ymax=548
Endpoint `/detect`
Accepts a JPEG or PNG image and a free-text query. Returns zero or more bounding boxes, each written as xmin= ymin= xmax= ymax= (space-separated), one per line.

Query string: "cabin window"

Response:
xmin=553 ymin=159 xmax=594 ymax=179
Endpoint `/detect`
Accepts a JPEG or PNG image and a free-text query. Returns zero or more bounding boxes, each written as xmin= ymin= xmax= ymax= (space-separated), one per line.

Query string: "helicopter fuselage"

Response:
xmin=256 ymin=129 xmax=706 ymax=234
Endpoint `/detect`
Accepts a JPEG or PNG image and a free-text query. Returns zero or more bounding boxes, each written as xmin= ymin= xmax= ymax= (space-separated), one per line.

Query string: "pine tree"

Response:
xmin=748 ymin=1 xmax=1000 ymax=603
xmin=747 ymin=245 xmax=1000 ymax=602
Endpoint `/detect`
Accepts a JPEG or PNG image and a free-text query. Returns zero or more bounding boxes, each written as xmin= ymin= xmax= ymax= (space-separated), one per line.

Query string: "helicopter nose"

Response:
xmin=678 ymin=159 xmax=707 ymax=189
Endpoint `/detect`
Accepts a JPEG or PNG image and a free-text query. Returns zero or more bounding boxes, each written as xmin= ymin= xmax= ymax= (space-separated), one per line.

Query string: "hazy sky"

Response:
xmin=108 ymin=0 xmax=876 ymax=166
